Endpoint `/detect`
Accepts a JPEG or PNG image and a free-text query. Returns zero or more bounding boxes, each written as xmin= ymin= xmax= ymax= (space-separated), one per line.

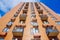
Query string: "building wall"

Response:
xmin=0 ymin=2 xmax=60 ymax=40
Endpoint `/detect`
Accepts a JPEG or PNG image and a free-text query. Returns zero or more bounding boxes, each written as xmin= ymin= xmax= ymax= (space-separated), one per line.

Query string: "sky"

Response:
xmin=0 ymin=0 xmax=60 ymax=18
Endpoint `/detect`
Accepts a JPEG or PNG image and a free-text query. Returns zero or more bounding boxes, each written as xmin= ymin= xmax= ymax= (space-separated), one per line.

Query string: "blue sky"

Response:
xmin=0 ymin=0 xmax=60 ymax=18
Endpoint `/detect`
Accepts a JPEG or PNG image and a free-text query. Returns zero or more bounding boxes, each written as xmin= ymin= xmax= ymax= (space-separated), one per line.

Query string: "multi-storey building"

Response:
xmin=0 ymin=2 xmax=60 ymax=40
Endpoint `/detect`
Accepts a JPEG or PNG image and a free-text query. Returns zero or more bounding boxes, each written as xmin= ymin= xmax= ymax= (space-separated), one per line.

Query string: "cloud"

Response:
xmin=0 ymin=0 xmax=40 ymax=18
xmin=0 ymin=14 xmax=1 ymax=18
xmin=57 ymin=13 xmax=60 ymax=16
xmin=21 ymin=0 xmax=40 ymax=2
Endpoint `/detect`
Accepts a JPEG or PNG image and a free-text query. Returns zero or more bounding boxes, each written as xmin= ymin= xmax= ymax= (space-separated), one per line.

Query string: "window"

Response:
xmin=31 ymin=21 xmax=38 ymax=26
xmin=14 ymin=13 xmax=18 ymax=17
xmin=13 ymin=27 xmax=23 ymax=32
xmin=0 ymin=38 xmax=4 ymax=40
xmin=13 ymin=37 xmax=22 ymax=40
xmin=48 ymin=13 xmax=53 ymax=16
xmin=52 ymin=17 xmax=57 ymax=20
xmin=7 ymin=21 xmax=13 ymax=27
xmin=31 ymin=13 xmax=36 ymax=18
xmin=43 ymin=21 xmax=49 ymax=24
xmin=20 ymin=20 xmax=25 ymax=24
xmin=46 ymin=26 xmax=59 ymax=36
xmin=31 ymin=28 xmax=39 ymax=35
xmin=56 ymin=21 xmax=60 ymax=25
xmin=13 ymin=38 xmax=18 ymax=40
xmin=3 ymin=27 xmax=9 ymax=32
xmin=52 ymin=38 xmax=55 ymax=40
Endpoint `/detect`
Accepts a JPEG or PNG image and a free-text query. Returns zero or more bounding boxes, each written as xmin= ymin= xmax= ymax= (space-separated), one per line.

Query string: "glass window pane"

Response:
xmin=56 ymin=21 xmax=60 ymax=25
xmin=52 ymin=17 xmax=57 ymax=20
xmin=3 ymin=27 xmax=9 ymax=32
xmin=31 ymin=28 xmax=39 ymax=35
xmin=43 ymin=21 xmax=49 ymax=24
xmin=31 ymin=21 xmax=38 ymax=26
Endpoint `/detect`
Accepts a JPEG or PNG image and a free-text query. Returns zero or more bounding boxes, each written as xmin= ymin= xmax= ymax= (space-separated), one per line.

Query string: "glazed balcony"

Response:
xmin=19 ymin=14 xmax=27 ymax=21
xmin=43 ymin=25 xmax=59 ymax=37
xmin=12 ymin=25 xmax=26 ymax=37
xmin=40 ymin=14 xmax=48 ymax=21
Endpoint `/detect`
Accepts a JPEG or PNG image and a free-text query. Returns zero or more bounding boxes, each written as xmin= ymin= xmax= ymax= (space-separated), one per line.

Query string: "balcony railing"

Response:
xmin=23 ymin=9 xmax=28 ymax=14
xmin=12 ymin=25 xmax=25 ymax=37
xmin=38 ymin=9 xmax=43 ymax=14
xmin=19 ymin=14 xmax=27 ymax=20
xmin=46 ymin=27 xmax=59 ymax=37
xmin=31 ymin=13 xmax=36 ymax=18
xmin=43 ymin=25 xmax=59 ymax=37
xmin=0 ymin=32 xmax=7 ymax=37
xmin=31 ymin=35 xmax=41 ymax=40
xmin=11 ymin=17 xmax=16 ymax=22
xmin=40 ymin=14 xmax=48 ymax=21
xmin=36 ymin=6 xmax=40 ymax=9
xmin=24 ymin=6 xmax=28 ymax=9
xmin=14 ymin=13 xmax=18 ymax=17
xmin=31 ymin=19 xmax=38 ymax=27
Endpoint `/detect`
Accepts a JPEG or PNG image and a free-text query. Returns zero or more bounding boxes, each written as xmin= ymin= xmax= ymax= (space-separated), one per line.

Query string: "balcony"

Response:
xmin=11 ymin=17 xmax=16 ymax=22
xmin=31 ymin=21 xmax=38 ymax=27
xmin=19 ymin=14 xmax=27 ymax=21
xmin=43 ymin=25 xmax=59 ymax=37
xmin=43 ymin=21 xmax=49 ymax=24
xmin=31 ymin=19 xmax=38 ymax=27
xmin=14 ymin=13 xmax=18 ymax=17
xmin=40 ymin=14 xmax=48 ymax=21
xmin=6 ymin=21 xmax=13 ymax=28
xmin=31 ymin=35 xmax=41 ymax=40
xmin=35 ymin=3 xmax=38 ymax=7
xmin=23 ymin=9 xmax=28 ymax=14
xmin=31 ymin=28 xmax=39 ymax=35
xmin=13 ymin=37 xmax=22 ymax=40
xmin=34 ymin=35 xmax=41 ymax=38
xmin=46 ymin=28 xmax=59 ymax=37
xmin=36 ymin=6 xmax=40 ymax=9
xmin=12 ymin=25 xmax=25 ymax=37
xmin=25 ymin=3 xmax=29 ymax=6
xmin=24 ymin=6 xmax=28 ymax=9
xmin=0 ymin=32 xmax=7 ymax=37
xmin=38 ymin=9 xmax=43 ymax=14
xmin=20 ymin=20 xmax=25 ymax=24
xmin=31 ymin=13 xmax=36 ymax=18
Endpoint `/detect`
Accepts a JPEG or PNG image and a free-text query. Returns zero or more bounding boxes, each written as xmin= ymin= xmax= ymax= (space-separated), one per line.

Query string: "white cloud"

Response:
xmin=0 ymin=0 xmax=40 ymax=17
xmin=56 ymin=13 xmax=60 ymax=16
xmin=0 ymin=0 xmax=22 ymax=13
xmin=21 ymin=0 xmax=40 ymax=2
xmin=0 ymin=0 xmax=40 ymax=12
xmin=57 ymin=14 xmax=60 ymax=16
xmin=0 ymin=1 xmax=9 ymax=13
